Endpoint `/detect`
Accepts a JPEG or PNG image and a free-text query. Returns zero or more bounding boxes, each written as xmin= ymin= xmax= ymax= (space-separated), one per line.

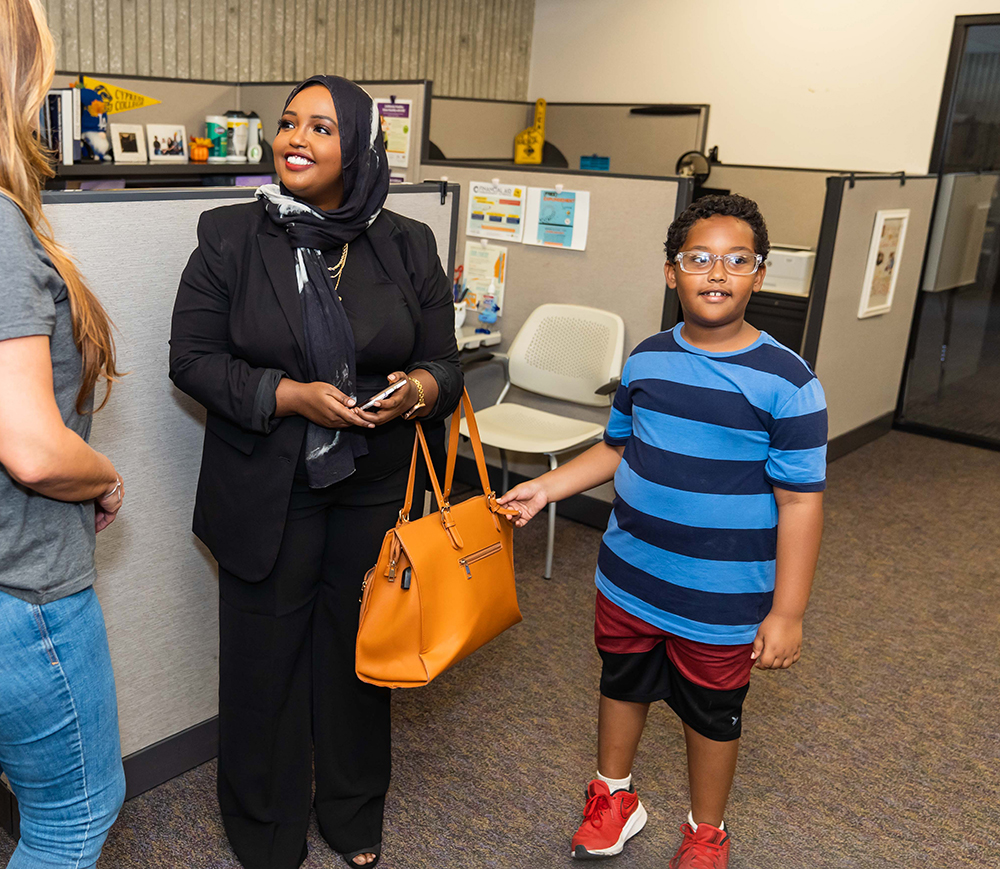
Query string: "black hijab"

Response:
xmin=256 ymin=75 xmax=390 ymax=488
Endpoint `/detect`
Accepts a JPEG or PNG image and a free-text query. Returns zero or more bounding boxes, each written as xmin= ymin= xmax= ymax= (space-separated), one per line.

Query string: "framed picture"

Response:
xmin=145 ymin=124 xmax=188 ymax=162
xmin=858 ymin=208 xmax=910 ymax=318
xmin=108 ymin=123 xmax=147 ymax=163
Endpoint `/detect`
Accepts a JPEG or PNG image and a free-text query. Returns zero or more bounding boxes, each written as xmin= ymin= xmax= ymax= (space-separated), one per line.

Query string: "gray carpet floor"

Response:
xmin=2 ymin=431 xmax=999 ymax=868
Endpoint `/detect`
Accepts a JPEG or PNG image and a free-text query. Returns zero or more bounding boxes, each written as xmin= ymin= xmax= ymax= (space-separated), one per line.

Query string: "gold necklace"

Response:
xmin=327 ymin=243 xmax=349 ymax=300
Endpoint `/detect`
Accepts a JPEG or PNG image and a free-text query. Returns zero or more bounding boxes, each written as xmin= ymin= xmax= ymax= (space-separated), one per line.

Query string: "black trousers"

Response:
xmin=217 ymin=481 xmax=403 ymax=869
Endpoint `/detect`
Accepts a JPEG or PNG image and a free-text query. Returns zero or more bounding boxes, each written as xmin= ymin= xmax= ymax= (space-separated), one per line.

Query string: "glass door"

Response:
xmin=898 ymin=20 xmax=1000 ymax=448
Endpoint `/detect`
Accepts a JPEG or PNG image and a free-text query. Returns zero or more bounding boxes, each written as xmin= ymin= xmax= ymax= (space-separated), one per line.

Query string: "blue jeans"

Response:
xmin=0 ymin=587 xmax=125 ymax=868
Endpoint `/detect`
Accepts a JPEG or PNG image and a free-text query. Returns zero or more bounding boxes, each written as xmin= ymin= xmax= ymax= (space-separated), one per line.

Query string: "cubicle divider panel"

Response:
xmin=239 ymin=80 xmax=432 ymax=184
xmin=803 ymin=175 xmax=938 ymax=446
xmin=544 ymin=104 xmax=707 ymax=176
xmin=420 ymin=162 xmax=688 ymax=502
xmin=55 ymin=72 xmax=239 ymax=149
xmin=706 ymin=165 xmax=834 ymax=250
xmin=40 ymin=183 xmax=459 ymax=789
xmin=429 ymin=96 xmax=533 ymax=161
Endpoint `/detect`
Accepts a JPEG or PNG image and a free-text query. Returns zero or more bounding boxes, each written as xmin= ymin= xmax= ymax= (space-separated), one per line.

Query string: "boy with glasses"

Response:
xmin=499 ymin=195 xmax=826 ymax=868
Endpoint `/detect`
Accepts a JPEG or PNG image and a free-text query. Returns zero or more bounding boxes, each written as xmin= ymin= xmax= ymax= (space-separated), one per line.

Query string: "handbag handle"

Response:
xmin=398 ymin=389 xmax=500 ymax=525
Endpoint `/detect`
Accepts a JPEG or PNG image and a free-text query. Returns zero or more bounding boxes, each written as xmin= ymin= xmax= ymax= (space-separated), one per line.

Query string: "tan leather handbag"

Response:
xmin=355 ymin=389 xmax=522 ymax=688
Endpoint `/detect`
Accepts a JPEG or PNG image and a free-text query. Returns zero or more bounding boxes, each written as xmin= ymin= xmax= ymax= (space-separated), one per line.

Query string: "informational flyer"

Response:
xmin=523 ymin=187 xmax=591 ymax=251
xmin=377 ymin=99 xmax=412 ymax=167
xmin=466 ymin=180 xmax=526 ymax=242
xmin=462 ymin=240 xmax=507 ymax=315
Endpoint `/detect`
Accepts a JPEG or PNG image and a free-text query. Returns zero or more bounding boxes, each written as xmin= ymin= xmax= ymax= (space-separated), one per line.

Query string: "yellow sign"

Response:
xmin=81 ymin=76 xmax=161 ymax=114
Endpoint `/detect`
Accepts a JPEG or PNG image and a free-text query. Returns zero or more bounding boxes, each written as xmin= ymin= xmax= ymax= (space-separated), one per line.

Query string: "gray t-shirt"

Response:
xmin=0 ymin=192 xmax=97 ymax=604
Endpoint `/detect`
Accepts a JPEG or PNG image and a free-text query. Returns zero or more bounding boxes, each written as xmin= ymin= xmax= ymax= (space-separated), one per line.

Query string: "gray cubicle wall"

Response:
xmin=241 ymin=80 xmax=432 ymax=184
xmin=38 ymin=183 xmax=459 ymax=798
xmin=421 ymin=161 xmax=691 ymax=505
xmin=800 ymin=175 xmax=938 ymax=453
xmin=707 ymin=165 xmax=836 ymax=250
xmin=430 ymin=96 xmax=533 ymax=160
xmin=428 ymin=98 xmax=708 ymax=171
xmin=543 ymin=104 xmax=708 ymax=177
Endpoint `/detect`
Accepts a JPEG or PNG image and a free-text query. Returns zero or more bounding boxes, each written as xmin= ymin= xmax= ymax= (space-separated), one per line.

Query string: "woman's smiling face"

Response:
xmin=273 ymin=84 xmax=345 ymax=211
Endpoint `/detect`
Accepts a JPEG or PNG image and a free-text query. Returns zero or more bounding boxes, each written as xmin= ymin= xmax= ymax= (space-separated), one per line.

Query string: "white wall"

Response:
xmin=528 ymin=0 xmax=998 ymax=173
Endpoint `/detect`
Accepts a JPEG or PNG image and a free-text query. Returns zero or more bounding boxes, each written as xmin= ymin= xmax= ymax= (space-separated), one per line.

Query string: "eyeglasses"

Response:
xmin=674 ymin=251 xmax=763 ymax=276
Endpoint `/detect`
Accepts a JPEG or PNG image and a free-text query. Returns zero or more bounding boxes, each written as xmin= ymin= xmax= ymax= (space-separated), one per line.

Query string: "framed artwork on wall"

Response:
xmin=858 ymin=208 xmax=910 ymax=318
xmin=108 ymin=123 xmax=147 ymax=163
xmin=146 ymin=124 xmax=188 ymax=162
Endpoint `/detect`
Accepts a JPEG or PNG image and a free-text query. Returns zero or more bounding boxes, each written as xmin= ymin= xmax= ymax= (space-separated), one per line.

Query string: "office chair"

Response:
xmin=461 ymin=303 xmax=625 ymax=579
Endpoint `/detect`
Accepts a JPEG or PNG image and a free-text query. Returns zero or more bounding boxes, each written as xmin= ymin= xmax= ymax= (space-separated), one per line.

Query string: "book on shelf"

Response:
xmin=41 ymin=88 xmax=81 ymax=166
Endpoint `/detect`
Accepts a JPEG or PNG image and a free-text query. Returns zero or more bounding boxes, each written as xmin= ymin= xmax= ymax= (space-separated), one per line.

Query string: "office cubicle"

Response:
xmin=428 ymin=96 xmax=708 ymax=172
xmin=48 ymin=73 xmax=432 ymax=186
xmin=420 ymin=160 xmax=692 ymax=514
xmin=6 ymin=184 xmax=460 ymax=815
xmin=800 ymin=174 xmax=938 ymax=454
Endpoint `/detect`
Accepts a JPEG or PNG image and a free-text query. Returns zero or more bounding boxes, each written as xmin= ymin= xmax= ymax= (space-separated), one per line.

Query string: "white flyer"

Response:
xmin=465 ymin=180 xmax=526 ymax=242
xmin=462 ymin=240 xmax=508 ymax=315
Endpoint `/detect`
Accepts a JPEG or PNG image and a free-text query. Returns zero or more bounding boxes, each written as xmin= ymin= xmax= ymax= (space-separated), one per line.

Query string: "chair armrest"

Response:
xmin=594 ymin=377 xmax=620 ymax=396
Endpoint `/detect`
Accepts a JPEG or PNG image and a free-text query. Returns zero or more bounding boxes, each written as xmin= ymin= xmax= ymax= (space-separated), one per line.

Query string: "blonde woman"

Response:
xmin=0 ymin=0 xmax=126 ymax=865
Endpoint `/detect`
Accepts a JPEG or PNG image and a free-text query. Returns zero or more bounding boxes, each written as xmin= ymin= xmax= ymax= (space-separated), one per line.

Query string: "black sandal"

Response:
xmin=340 ymin=842 xmax=381 ymax=868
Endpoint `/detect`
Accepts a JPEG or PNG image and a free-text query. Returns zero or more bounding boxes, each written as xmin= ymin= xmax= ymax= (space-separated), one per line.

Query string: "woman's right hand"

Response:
xmin=497 ymin=480 xmax=550 ymax=527
xmin=95 ymin=472 xmax=124 ymax=533
xmin=277 ymin=379 xmax=374 ymax=429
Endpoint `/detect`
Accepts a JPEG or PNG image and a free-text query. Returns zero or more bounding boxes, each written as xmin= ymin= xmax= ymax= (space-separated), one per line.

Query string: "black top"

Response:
xmin=169 ymin=201 xmax=463 ymax=581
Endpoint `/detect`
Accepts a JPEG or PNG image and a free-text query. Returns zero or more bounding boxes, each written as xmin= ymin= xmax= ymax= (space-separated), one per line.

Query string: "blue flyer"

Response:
xmin=537 ymin=190 xmax=576 ymax=247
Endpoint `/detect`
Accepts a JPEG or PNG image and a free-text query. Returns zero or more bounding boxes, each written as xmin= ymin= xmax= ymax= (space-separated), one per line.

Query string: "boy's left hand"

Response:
xmin=751 ymin=613 xmax=802 ymax=669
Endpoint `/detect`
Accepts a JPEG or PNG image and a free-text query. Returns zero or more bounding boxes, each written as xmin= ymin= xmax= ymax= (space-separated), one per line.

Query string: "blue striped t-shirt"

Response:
xmin=598 ymin=326 xmax=828 ymax=645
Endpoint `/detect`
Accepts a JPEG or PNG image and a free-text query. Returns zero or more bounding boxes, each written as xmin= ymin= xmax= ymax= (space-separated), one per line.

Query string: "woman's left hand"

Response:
xmin=352 ymin=372 xmax=415 ymax=426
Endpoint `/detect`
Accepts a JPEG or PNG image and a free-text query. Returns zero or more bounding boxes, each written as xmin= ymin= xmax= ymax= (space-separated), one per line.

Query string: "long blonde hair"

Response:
xmin=0 ymin=0 xmax=119 ymax=412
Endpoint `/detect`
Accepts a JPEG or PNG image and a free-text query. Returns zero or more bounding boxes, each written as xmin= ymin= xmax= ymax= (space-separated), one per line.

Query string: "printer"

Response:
xmin=761 ymin=246 xmax=815 ymax=297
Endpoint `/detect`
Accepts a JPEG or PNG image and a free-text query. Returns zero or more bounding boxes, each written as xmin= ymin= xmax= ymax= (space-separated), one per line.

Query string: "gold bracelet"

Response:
xmin=403 ymin=376 xmax=426 ymax=419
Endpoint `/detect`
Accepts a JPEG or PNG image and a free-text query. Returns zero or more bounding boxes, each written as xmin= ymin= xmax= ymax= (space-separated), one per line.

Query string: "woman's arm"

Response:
xmin=0 ymin=335 xmax=119 ymax=504
xmin=404 ymin=223 xmax=462 ymax=421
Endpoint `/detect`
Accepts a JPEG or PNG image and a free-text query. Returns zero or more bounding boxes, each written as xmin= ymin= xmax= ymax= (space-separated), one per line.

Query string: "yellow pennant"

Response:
xmin=81 ymin=76 xmax=161 ymax=114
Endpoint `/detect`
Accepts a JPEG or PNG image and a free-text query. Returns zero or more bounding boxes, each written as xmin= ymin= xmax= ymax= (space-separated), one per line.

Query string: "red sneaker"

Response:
xmin=571 ymin=780 xmax=647 ymax=859
xmin=668 ymin=821 xmax=730 ymax=869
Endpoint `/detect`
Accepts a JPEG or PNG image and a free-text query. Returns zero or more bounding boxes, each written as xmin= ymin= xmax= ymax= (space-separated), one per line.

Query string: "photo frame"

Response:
xmin=145 ymin=124 xmax=188 ymax=163
xmin=858 ymin=208 xmax=910 ymax=319
xmin=108 ymin=123 xmax=147 ymax=163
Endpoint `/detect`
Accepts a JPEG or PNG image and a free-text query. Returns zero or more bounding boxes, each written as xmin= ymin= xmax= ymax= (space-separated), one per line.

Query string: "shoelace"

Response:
xmin=582 ymin=790 xmax=613 ymax=829
xmin=675 ymin=824 xmax=726 ymax=869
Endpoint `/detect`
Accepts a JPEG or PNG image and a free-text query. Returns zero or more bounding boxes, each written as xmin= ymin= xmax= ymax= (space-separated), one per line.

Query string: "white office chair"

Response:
xmin=461 ymin=303 xmax=626 ymax=579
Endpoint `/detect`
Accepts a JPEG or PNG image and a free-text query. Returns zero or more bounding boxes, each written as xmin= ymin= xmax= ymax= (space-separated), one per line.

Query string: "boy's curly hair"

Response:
xmin=664 ymin=194 xmax=770 ymax=263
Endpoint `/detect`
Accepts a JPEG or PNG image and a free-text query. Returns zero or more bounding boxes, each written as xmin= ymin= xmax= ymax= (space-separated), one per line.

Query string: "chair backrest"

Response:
xmin=506 ymin=304 xmax=625 ymax=407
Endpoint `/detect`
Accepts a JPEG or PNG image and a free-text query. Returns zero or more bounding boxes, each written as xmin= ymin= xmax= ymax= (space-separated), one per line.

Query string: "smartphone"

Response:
xmin=359 ymin=379 xmax=407 ymax=411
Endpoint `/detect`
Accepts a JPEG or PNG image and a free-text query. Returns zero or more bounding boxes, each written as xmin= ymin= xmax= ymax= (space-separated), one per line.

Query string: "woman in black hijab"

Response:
xmin=169 ymin=76 xmax=463 ymax=869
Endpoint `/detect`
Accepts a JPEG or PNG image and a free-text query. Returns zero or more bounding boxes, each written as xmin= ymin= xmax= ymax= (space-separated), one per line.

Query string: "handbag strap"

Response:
xmin=443 ymin=390 xmax=491 ymax=501
xmin=398 ymin=389 xmax=510 ymax=537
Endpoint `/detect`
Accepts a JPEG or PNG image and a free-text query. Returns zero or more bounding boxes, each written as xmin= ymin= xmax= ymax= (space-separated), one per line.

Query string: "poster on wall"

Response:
xmin=466 ymin=180 xmax=526 ymax=242
xmin=377 ymin=99 xmax=412 ymax=167
xmin=462 ymin=240 xmax=507 ymax=314
xmin=522 ymin=187 xmax=590 ymax=251
xmin=858 ymin=208 xmax=910 ymax=319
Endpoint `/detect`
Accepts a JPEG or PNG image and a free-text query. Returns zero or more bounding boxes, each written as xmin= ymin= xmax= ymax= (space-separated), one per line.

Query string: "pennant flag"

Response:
xmin=81 ymin=76 xmax=161 ymax=114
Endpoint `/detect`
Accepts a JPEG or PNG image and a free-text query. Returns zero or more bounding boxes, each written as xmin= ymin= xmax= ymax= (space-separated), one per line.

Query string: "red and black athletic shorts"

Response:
xmin=595 ymin=591 xmax=754 ymax=742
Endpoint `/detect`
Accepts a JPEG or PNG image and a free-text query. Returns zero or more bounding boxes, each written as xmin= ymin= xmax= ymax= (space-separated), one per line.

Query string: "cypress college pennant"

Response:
xmin=81 ymin=76 xmax=161 ymax=114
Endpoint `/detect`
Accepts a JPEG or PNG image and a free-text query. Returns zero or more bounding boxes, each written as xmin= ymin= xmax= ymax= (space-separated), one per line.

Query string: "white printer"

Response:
xmin=761 ymin=246 xmax=815 ymax=297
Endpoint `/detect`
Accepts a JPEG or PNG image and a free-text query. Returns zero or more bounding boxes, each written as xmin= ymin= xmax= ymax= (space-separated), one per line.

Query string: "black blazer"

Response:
xmin=169 ymin=200 xmax=463 ymax=581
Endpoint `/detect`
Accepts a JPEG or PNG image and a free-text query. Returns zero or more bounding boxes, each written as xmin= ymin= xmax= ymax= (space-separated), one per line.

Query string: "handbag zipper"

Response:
xmin=458 ymin=542 xmax=503 ymax=578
